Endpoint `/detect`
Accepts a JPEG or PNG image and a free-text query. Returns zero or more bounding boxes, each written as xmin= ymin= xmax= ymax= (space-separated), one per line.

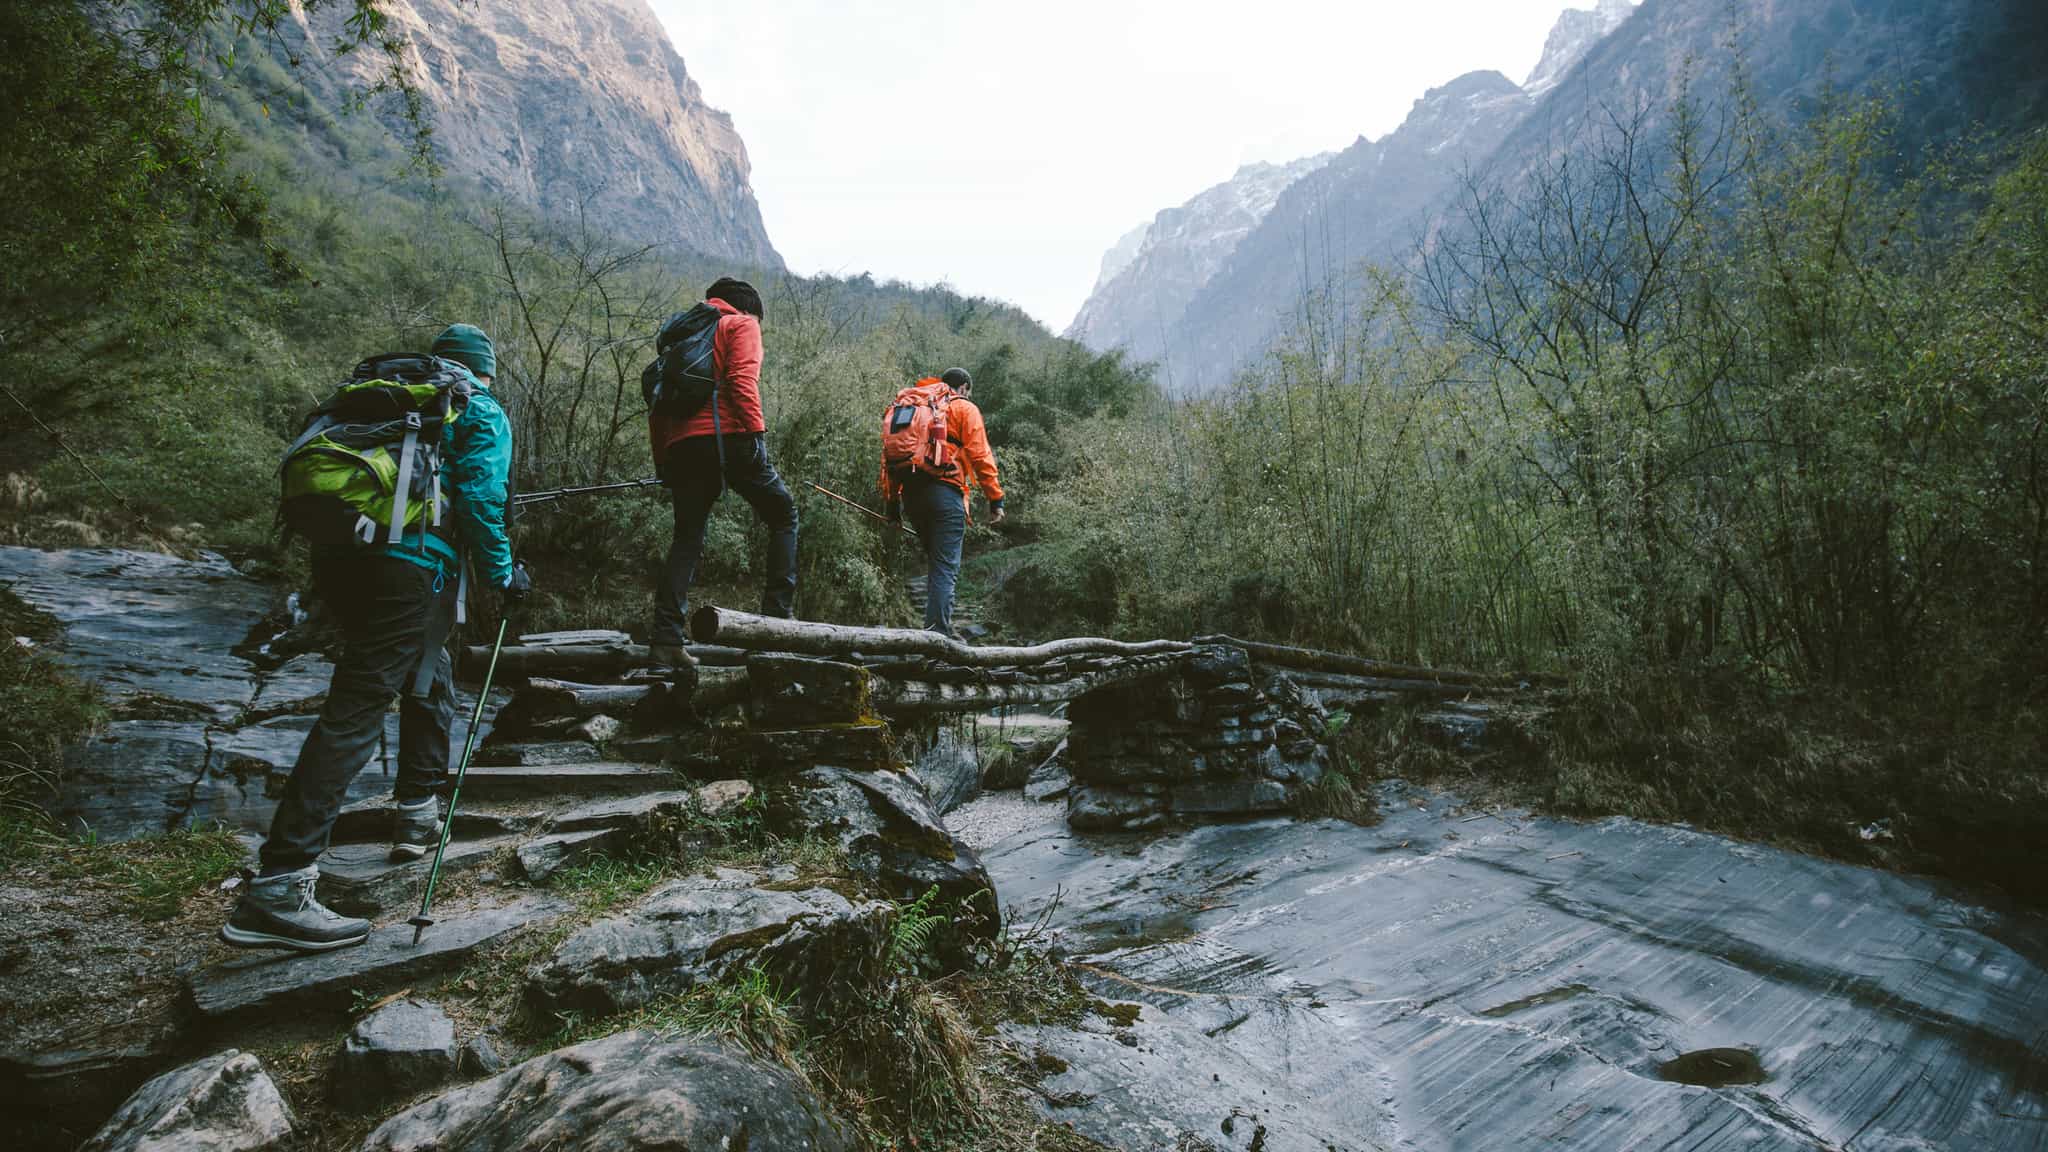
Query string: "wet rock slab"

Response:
xmin=361 ymin=1030 xmax=851 ymax=1152
xmin=982 ymin=785 xmax=2048 ymax=1151
xmin=187 ymin=895 xmax=566 ymax=1025
xmin=0 ymin=548 xmax=270 ymax=720
xmin=525 ymin=872 xmax=891 ymax=1019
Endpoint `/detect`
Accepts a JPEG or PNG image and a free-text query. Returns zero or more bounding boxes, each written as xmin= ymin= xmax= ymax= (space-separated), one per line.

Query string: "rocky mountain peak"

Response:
xmin=1065 ymin=152 xmax=1331 ymax=352
xmin=1524 ymin=0 xmax=1637 ymax=98
xmin=274 ymin=0 xmax=780 ymax=267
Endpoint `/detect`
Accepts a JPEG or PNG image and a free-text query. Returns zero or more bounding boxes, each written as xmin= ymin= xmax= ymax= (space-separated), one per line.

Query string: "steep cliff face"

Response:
xmin=272 ymin=0 xmax=779 ymax=267
xmin=1066 ymin=156 xmax=1330 ymax=364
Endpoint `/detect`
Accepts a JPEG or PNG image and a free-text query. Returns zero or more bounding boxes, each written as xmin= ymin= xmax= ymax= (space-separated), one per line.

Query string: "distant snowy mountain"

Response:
xmin=1065 ymin=154 xmax=1330 ymax=366
xmin=1523 ymin=0 xmax=1634 ymax=97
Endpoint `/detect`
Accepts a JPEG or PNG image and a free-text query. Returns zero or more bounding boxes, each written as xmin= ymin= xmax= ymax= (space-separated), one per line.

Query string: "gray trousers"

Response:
xmin=904 ymin=477 xmax=967 ymax=636
xmin=260 ymin=553 xmax=456 ymax=874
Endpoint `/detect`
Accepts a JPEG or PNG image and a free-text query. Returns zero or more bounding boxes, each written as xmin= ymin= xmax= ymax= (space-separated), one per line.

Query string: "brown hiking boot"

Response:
xmin=650 ymin=643 xmax=697 ymax=669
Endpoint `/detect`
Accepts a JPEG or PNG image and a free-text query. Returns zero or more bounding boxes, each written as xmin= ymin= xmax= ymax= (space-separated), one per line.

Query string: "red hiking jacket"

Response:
xmin=648 ymin=297 xmax=765 ymax=459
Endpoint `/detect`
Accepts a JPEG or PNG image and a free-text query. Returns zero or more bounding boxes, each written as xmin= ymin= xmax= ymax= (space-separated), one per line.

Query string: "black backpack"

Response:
xmin=641 ymin=304 xmax=722 ymax=423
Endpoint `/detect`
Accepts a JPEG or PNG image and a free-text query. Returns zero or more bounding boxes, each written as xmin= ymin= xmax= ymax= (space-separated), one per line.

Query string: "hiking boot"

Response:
xmin=218 ymin=866 xmax=371 ymax=952
xmin=390 ymin=796 xmax=444 ymax=862
xmin=650 ymin=643 xmax=698 ymax=669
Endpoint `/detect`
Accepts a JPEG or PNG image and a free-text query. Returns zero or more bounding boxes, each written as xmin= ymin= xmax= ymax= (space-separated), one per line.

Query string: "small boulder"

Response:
xmin=459 ymin=1036 xmax=505 ymax=1077
xmin=1068 ymin=785 xmax=1168 ymax=832
xmin=333 ymin=999 xmax=459 ymax=1110
xmin=1023 ymin=738 xmax=1071 ymax=802
xmin=695 ymin=778 xmax=753 ymax=817
xmin=361 ymin=1030 xmax=850 ymax=1152
xmin=82 ymin=1049 xmax=294 ymax=1152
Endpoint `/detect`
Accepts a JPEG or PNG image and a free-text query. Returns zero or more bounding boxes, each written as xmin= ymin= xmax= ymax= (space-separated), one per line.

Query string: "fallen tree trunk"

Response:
xmin=1193 ymin=634 xmax=1558 ymax=690
xmin=692 ymin=608 xmax=1191 ymax=668
xmin=868 ymin=654 xmax=1189 ymax=713
xmin=460 ymin=642 xmax=750 ymax=679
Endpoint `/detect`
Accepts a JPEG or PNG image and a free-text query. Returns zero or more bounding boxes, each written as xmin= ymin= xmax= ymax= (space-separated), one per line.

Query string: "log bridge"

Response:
xmin=468 ymin=608 xmax=1544 ymax=719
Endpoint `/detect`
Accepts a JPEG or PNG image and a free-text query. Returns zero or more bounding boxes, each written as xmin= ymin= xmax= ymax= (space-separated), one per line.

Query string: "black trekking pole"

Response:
xmin=511 ymin=477 xmax=663 ymax=508
xmin=408 ymin=616 xmax=509 ymax=946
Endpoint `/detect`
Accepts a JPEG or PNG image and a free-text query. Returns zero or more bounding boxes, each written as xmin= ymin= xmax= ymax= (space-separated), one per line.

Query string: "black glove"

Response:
xmin=500 ymin=563 xmax=533 ymax=614
xmin=884 ymin=499 xmax=901 ymax=523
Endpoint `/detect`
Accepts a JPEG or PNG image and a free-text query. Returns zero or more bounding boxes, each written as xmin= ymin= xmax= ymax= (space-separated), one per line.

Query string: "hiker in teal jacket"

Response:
xmin=222 ymin=324 xmax=530 ymax=953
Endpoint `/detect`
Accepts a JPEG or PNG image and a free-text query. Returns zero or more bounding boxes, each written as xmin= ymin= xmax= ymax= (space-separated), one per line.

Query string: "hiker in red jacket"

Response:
xmin=648 ymin=278 xmax=797 ymax=667
xmin=880 ymin=367 xmax=1004 ymax=638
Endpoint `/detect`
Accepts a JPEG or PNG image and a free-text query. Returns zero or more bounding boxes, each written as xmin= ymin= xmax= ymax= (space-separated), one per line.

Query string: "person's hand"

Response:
xmin=884 ymin=500 xmax=901 ymax=524
xmin=500 ymin=563 xmax=533 ymax=614
xmin=989 ymin=500 xmax=1007 ymax=526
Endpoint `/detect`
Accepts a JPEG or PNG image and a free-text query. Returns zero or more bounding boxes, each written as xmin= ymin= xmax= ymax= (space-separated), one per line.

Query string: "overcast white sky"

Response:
xmin=649 ymin=1 xmax=1592 ymax=331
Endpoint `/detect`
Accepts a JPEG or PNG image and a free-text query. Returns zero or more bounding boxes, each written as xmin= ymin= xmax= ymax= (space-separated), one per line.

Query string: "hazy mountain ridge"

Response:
xmin=1065 ymin=154 xmax=1332 ymax=365
xmin=1070 ymin=0 xmax=2048 ymax=393
xmin=1155 ymin=68 xmax=1535 ymax=390
xmin=267 ymin=0 xmax=779 ymax=267
xmin=1069 ymin=2 xmax=1632 ymax=389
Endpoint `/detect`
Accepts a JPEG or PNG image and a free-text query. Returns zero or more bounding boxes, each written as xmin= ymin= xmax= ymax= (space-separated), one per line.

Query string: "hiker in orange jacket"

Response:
xmin=879 ymin=367 xmax=1003 ymax=637
xmin=648 ymin=278 xmax=798 ymax=667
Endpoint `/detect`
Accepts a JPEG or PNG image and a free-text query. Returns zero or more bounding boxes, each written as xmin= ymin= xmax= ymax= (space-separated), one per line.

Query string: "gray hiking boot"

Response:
xmin=650 ymin=642 xmax=698 ymax=669
xmin=218 ymin=866 xmax=371 ymax=952
xmin=390 ymin=796 xmax=444 ymax=861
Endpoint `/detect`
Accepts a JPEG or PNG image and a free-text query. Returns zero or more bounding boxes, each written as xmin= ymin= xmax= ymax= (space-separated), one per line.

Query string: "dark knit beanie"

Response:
xmin=705 ymin=277 xmax=764 ymax=319
xmin=940 ymin=367 xmax=972 ymax=390
xmin=431 ymin=324 xmax=496 ymax=379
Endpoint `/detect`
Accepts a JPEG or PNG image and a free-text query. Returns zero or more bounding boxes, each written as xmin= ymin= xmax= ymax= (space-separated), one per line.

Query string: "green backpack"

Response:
xmin=279 ymin=354 xmax=476 ymax=550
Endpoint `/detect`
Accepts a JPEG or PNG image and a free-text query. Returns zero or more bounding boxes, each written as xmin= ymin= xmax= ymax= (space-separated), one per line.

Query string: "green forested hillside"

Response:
xmin=0 ymin=0 xmax=1150 ymax=635
xmin=4 ymin=1 xmax=2046 ymax=898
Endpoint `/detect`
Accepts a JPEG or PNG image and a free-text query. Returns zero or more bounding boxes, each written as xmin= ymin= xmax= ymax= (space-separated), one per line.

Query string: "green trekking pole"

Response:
xmin=409 ymin=616 xmax=509 ymax=946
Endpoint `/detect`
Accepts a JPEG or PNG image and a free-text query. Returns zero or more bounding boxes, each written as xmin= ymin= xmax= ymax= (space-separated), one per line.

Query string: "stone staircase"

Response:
xmin=180 ymin=630 xmax=995 ymax=1040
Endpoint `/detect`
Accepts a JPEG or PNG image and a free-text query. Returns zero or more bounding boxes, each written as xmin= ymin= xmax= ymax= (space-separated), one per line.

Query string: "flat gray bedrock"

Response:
xmin=977 ymin=783 xmax=2048 ymax=1152
xmin=0 ymin=546 xmax=498 ymax=840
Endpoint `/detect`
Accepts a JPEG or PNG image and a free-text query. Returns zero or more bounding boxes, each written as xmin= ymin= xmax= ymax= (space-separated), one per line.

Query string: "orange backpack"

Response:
xmin=881 ymin=378 xmax=958 ymax=481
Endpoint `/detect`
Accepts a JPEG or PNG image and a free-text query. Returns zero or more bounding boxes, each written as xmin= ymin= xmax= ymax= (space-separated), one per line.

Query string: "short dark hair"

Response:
xmin=706 ymin=277 xmax=764 ymax=319
xmin=940 ymin=367 xmax=972 ymax=390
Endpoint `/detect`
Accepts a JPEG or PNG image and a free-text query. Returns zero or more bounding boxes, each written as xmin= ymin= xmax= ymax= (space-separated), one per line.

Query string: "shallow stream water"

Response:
xmin=962 ymin=784 xmax=2048 ymax=1151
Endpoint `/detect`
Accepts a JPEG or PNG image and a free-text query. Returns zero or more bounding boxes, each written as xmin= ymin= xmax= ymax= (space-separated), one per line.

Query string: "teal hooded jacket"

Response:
xmin=368 ymin=373 xmax=515 ymax=588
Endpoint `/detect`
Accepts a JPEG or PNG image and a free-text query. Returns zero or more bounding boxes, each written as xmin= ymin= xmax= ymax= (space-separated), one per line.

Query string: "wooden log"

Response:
xmin=522 ymin=679 xmax=657 ymax=715
xmin=747 ymin=655 xmax=871 ymax=727
xmin=517 ymin=629 xmax=633 ymax=647
xmin=1192 ymin=634 xmax=1558 ymax=690
xmin=1276 ymin=670 xmax=1515 ymax=701
xmin=692 ymin=607 xmax=1192 ymax=668
xmin=460 ymin=642 xmax=749 ymax=678
xmin=868 ymin=653 xmax=1188 ymax=714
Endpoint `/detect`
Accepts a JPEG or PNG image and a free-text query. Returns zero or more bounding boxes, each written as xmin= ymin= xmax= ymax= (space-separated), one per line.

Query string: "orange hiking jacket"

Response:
xmin=879 ymin=379 xmax=1003 ymax=511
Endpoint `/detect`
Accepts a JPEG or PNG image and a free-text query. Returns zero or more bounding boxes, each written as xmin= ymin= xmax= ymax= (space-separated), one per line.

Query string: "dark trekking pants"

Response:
xmin=904 ymin=476 xmax=967 ymax=636
xmin=260 ymin=552 xmax=457 ymax=874
xmin=651 ymin=432 xmax=799 ymax=645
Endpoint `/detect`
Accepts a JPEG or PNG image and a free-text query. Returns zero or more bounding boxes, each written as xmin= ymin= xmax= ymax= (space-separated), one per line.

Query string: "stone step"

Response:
xmin=186 ymin=894 xmax=567 ymax=1027
xmin=318 ymin=836 xmax=517 ymax=918
xmin=330 ymin=798 xmax=544 ymax=845
xmin=517 ymin=828 xmax=629 ymax=884
xmin=473 ymin=740 xmax=604 ymax=768
xmin=457 ymin=763 xmax=678 ymax=802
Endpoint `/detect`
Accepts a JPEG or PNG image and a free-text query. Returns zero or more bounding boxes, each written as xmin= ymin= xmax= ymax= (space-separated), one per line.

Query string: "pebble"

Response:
xmin=948 ymin=790 xmax=1060 ymax=853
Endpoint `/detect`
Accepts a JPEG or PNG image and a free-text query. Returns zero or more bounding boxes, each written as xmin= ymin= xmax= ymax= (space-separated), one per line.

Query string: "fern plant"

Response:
xmin=885 ymin=884 xmax=949 ymax=975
